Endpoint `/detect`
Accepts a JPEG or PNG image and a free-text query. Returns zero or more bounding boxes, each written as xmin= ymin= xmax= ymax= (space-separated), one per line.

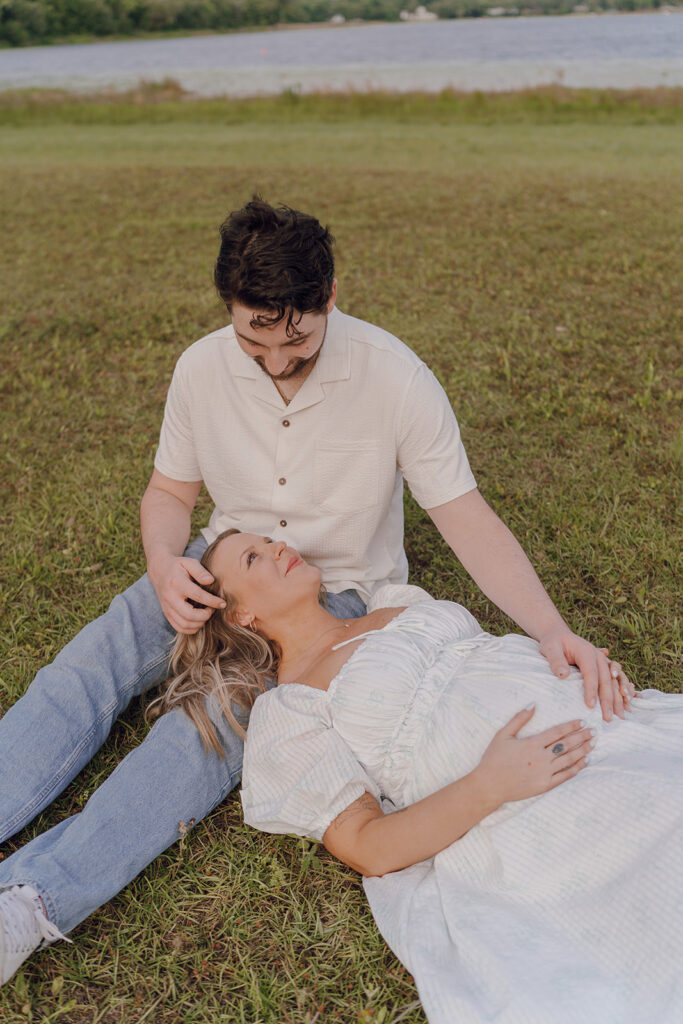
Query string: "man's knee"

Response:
xmin=148 ymin=702 xmax=244 ymax=802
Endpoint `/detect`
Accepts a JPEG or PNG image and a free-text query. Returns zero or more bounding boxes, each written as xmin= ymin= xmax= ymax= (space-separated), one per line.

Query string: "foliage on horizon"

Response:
xmin=0 ymin=0 xmax=671 ymax=48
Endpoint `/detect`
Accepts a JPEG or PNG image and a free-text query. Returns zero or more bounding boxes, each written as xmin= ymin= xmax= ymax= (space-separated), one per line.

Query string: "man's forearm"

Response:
xmin=429 ymin=490 xmax=567 ymax=641
xmin=140 ymin=485 xmax=193 ymax=582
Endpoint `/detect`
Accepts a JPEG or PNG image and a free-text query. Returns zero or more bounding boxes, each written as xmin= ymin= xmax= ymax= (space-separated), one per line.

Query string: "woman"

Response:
xmin=155 ymin=528 xmax=683 ymax=1024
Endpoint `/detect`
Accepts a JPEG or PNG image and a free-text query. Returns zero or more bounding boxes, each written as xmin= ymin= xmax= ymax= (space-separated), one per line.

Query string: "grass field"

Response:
xmin=0 ymin=87 xmax=681 ymax=1023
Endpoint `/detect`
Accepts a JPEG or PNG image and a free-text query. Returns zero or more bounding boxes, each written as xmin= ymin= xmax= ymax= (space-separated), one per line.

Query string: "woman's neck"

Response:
xmin=266 ymin=602 xmax=353 ymax=680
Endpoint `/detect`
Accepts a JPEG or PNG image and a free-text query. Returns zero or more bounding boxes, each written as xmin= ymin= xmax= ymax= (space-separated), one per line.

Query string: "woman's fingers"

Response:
xmin=538 ymin=720 xmax=586 ymax=748
xmin=500 ymin=705 xmax=536 ymax=736
xmin=547 ymin=757 xmax=589 ymax=788
xmin=547 ymin=726 xmax=595 ymax=757
xmin=551 ymin=734 xmax=595 ymax=774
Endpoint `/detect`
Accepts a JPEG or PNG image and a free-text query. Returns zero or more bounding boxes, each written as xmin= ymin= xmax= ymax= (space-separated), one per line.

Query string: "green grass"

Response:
xmin=0 ymin=88 xmax=681 ymax=1022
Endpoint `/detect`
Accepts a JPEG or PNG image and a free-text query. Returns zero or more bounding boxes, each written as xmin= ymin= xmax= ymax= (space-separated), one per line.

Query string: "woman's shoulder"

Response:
xmin=250 ymin=682 xmax=327 ymax=726
xmin=369 ymin=586 xmax=485 ymax=641
xmin=367 ymin=583 xmax=435 ymax=612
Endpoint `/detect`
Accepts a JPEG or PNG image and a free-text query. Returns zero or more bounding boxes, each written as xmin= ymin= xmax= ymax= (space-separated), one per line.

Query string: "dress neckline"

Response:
xmin=277 ymin=604 xmax=419 ymax=696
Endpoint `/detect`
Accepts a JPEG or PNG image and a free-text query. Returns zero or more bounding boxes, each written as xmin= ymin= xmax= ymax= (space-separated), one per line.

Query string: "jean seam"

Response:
xmin=2 ymin=648 xmax=172 ymax=840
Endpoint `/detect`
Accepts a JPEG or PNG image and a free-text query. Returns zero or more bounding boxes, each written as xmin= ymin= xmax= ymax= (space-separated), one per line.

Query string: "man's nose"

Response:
xmin=264 ymin=349 xmax=289 ymax=374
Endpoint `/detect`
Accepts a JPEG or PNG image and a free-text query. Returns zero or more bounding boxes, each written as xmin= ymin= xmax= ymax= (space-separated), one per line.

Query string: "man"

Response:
xmin=0 ymin=198 xmax=631 ymax=983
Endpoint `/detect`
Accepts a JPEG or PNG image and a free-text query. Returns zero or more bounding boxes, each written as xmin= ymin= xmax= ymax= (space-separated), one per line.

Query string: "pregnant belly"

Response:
xmin=387 ymin=634 xmax=602 ymax=807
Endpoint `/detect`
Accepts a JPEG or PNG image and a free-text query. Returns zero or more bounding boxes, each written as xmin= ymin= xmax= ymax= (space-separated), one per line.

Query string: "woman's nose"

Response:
xmin=273 ymin=541 xmax=287 ymax=559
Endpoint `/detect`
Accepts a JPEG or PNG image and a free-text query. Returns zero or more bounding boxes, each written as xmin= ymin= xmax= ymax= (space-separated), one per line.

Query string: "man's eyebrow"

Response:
xmin=234 ymin=328 xmax=310 ymax=346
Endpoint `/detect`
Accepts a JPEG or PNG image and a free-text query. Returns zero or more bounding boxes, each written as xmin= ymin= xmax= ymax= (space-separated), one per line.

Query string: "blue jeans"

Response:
xmin=0 ymin=536 xmax=367 ymax=934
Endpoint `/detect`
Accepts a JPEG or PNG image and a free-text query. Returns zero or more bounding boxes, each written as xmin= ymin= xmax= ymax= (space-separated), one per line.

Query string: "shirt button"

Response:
xmin=282 ymin=419 xmax=290 ymax=427
xmin=278 ymin=477 xmax=286 ymax=486
xmin=280 ymin=519 xmax=287 ymax=528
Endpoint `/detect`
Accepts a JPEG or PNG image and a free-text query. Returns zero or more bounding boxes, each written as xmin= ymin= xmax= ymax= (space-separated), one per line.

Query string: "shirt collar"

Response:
xmin=314 ymin=307 xmax=351 ymax=384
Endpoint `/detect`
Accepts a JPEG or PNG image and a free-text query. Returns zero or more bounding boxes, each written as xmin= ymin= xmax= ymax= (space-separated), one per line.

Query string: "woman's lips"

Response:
xmin=286 ymin=557 xmax=301 ymax=574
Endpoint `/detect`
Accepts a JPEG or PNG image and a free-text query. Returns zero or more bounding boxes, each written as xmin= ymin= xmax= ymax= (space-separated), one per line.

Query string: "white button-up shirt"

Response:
xmin=154 ymin=308 xmax=476 ymax=600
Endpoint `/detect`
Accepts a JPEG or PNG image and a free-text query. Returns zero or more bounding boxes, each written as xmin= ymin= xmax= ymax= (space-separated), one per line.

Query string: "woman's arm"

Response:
xmin=323 ymin=707 xmax=594 ymax=876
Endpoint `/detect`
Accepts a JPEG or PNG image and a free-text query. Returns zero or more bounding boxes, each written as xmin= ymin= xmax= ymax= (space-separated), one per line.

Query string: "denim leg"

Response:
xmin=0 ymin=583 xmax=366 ymax=934
xmin=0 ymin=702 xmax=243 ymax=934
xmin=326 ymin=588 xmax=367 ymax=621
xmin=0 ymin=535 xmax=207 ymax=843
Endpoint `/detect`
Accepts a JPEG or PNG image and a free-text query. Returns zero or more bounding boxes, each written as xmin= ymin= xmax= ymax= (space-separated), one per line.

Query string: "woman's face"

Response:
xmin=209 ymin=532 xmax=321 ymax=628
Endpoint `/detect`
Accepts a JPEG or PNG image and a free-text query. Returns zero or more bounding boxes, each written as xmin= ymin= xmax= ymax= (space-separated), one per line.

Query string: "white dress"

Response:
xmin=241 ymin=587 xmax=683 ymax=1024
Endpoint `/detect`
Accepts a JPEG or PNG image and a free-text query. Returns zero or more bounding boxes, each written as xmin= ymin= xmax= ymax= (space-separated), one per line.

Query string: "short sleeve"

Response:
xmin=241 ymin=687 xmax=382 ymax=843
xmin=367 ymin=583 xmax=435 ymax=611
xmin=397 ymin=362 xmax=477 ymax=510
xmin=154 ymin=355 xmax=203 ymax=482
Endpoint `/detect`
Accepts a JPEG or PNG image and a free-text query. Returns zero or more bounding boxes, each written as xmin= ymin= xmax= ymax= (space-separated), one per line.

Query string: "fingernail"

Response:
xmin=580 ymin=719 xmax=587 ymax=728
xmin=589 ymin=728 xmax=597 ymax=738
xmin=523 ymin=703 xmax=535 ymax=711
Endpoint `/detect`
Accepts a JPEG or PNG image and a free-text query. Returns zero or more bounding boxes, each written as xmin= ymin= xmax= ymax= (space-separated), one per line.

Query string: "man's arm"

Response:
xmin=428 ymin=489 xmax=628 ymax=722
xmin=140 ymin=469 xmax=225 ymax=634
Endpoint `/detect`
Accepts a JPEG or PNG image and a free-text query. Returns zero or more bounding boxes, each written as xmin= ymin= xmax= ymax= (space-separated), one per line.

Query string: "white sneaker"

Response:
xmin=0 ymin=885 xmax=71 ymax=985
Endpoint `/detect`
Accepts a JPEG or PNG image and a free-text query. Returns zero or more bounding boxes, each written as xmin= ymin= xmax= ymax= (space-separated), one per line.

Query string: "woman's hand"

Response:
xmin=474 ymin=706 xmax=594 ymax=806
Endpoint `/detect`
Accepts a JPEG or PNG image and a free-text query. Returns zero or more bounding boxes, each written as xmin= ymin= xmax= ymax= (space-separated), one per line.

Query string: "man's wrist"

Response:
xmin=145 ymin=546 xmax=177 ymax=587
xmin=533 ymin=615 xmax=571 ymax=644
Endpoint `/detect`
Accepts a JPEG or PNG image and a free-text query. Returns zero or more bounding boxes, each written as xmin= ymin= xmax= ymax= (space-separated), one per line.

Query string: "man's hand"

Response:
xmin=140 ymin=470 xmax=226 ymax=634
xmin=538 ymin=628 xmax=636 ymax=722
xmin=149 ymin=554 xmax=226 ymax=635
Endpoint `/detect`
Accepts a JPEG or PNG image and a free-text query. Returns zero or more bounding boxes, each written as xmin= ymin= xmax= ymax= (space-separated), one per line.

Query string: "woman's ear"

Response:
xmin=232 ymin=607 xmax=254 ymax=630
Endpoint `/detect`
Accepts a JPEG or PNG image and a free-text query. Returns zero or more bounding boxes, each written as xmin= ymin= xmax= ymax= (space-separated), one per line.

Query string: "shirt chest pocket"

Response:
xmin=313 ymin=441 xmax=381 ymax=515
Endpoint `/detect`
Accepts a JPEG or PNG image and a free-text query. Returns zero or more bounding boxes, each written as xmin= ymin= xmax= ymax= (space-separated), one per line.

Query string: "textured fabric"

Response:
xmin=154 ymin=307 xmax=476 ymax=600
xmin=242 ymin=589 xmax=683 ymax=1024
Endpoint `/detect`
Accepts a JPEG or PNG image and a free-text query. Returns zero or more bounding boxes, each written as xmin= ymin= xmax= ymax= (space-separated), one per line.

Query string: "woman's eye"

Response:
xmin=246 ymin=552 xmax=257 ymax=567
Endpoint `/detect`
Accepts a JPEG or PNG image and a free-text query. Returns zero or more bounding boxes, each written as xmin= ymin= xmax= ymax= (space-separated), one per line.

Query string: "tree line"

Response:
xmin=0 ymin=0 xmax=667 ymax=48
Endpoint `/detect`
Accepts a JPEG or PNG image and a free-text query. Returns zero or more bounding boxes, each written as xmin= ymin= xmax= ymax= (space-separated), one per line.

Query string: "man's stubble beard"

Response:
xmin=254 ymin=315 xmax=328 ymax=383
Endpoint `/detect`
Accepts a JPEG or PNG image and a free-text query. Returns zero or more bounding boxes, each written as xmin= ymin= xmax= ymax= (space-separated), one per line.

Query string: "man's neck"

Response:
xmin=269 ymin=348 xmax=322 ymax=404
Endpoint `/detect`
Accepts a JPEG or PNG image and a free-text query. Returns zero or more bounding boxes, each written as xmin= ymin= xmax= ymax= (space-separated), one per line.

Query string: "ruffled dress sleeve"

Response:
xmin=241 ymin=685 xmax=382 ymax=843
xmin=367 ymin=582 xmax=435 ymax=611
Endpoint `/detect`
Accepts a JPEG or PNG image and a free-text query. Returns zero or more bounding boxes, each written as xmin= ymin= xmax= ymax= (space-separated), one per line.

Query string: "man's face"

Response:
xmin=230 ymin=281 xmax=337 ymax=383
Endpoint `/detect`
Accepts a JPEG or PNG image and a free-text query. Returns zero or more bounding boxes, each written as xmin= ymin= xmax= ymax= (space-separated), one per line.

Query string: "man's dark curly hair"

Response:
xmin=214 ymin=197 xmax=336 ymax=336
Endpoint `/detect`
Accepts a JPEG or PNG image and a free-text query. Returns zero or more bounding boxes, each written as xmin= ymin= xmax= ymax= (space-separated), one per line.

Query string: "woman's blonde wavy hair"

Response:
xmin=146 ymin=529 xmax=279 ymax=755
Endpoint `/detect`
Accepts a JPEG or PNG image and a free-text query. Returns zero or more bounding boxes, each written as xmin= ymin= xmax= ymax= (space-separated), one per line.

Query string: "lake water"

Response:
xmin=1 ymin=12 xmax=682 ymax=95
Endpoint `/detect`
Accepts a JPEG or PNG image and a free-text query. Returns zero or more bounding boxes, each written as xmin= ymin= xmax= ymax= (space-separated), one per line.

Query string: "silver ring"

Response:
xmin=551 ymin=742 xmax=565 ymax=755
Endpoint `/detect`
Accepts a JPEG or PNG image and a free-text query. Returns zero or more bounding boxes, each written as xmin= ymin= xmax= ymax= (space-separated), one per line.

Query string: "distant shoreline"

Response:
xmin=3 ymin=7 xmax=682 ymax=52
